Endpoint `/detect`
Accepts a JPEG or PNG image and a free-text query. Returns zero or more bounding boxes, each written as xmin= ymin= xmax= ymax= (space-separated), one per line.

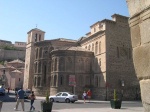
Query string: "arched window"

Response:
xmin=59 ymin=57 xmax=65 ymax=71
xmin=38 ymin=61 xmax=41 ymax=73
xmin=35 ymin=33 xmax=37 ymax=42
xmin=39 ymin=34 xmax=41 ymax=41
xmin=66 ymin=57 xmax=73 ymax=71
xmin=92 ymin=43 xmax=94 ymax=51
xmin=51 ymin=59 xmax=55 ymax=71
xmin=51 ymin=75 xmax=53 ymax=86
xmin=37 ymin=77 xmax=41 ymax=86
xmin=60 ymin=76 xmax=63 ymax=86
xmin=34 ymin=77 xmax=37 ymax=87
xmin=39 ymin=47 xmax=42 ymax=58
xmin=34 ymin=62 xmax=37 ymax=73
xmin=36 ymin=48 xmax=38 ymax=59
xmin=88 ymin=45 xmax=91 ymax=51
xmin=54 ymin=58 xmax=57 ymax=71
xmin=54 ymin=75 xmax=57 ymax=86
xmin=95 ymin=42 xmax=98 ymax=54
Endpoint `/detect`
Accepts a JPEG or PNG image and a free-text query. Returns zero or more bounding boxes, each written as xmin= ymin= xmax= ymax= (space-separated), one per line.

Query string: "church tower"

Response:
xmin=23 ymin=28 xmax=45 ymax=90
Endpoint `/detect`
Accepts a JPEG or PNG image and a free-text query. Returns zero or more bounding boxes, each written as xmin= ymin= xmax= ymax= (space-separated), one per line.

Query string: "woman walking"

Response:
xmin=29 ymin=91 xmax=36 ymax=111
xmin=83 ymin=91 xmax=87 ymax=103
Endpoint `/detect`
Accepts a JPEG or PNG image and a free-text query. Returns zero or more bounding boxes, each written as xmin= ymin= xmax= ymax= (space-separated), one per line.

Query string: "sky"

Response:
xmin=0 ymin=0 xmax=129 ymax=44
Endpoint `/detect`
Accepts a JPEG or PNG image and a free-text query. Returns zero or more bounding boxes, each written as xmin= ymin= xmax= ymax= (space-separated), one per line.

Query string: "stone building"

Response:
xmin=0 ymin=59 xmax=24 ymax=90
xmin=126 ymin=0 xmax=150 ymax=111
xmin=24 ymin=14 xmax=140 ymax=100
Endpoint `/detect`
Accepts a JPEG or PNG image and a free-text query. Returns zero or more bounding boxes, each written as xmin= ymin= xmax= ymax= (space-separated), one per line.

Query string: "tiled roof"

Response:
xmin=54 ymin=46 xmax=91 ymax=52
xmin=11 ymin=69 xmax=22 ymax=74
xmin=8 ymin=59 xmax=24 ymax=64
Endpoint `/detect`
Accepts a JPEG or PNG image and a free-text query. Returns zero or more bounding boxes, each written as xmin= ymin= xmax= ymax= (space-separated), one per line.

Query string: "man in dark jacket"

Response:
xmin=14 ymin=88 xmax=25 ymax=111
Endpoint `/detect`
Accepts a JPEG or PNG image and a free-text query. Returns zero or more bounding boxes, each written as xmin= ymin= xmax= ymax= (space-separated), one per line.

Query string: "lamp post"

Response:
xmin=121 ymin=80 xmax=124 ymax=100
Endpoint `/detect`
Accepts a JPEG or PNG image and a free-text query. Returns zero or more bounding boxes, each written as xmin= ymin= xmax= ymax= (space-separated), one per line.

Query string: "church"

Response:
xmin=23 ymin=14 xmax=140 ymax=100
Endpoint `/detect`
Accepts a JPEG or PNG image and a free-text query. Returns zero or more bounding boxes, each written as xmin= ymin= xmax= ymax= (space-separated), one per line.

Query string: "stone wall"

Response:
xmin=0 ymin=49 xmax=25 ymax=61
xmin=126 ymin=0 xmax=150 ymax=111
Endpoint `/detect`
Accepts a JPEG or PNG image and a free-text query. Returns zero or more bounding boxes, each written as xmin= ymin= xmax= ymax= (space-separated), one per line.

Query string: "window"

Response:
xmin=36 ymin=48 xmax=38 ymax=59
xmin=3 ymin=70 xmax=5 ymax=74
xmin=34 ymin=77 xmax=37 ymax=87
xmin=95 ymin=42 xmax=98 ymax=54
xmin=94 ymin=27 xmax=96 ymax=32
xmin=38 ymin=61 xmax=41 ymax=73
xmin=59 ymin=57 xmax=65 ymax=71
xmin=54 ymin=58 xmax=57 ymax=71
xmin=39 ymin=47 xmax=42 ymax=58
xmin=44 ymin=65 xmax=47 ymax=84
xmin=99 ymin=42 xmax=101 ymax=54
xmin=37 ymin=77 xmax=41 ymax=86
xmin=54 ymin=75 xmax=57 ymax=86
xmin=35 ymin=62 xmax=37 ymax=73
xmin=60 ymin=76 xmax=63 ymax=85
xmin=62 ymin=93 xmax=68 ymax=96
xmin=39 ymin=34 xmax=41 ymax=41
xmin=56 ymin=92 xmax=62 ymax=96
xmin=35 ymin=33 xmax=37 ymax=42
xmin=92 ymin=44 xmax=94 ymax=51
xmin=88 ymin=45 xmax=91 ymax=51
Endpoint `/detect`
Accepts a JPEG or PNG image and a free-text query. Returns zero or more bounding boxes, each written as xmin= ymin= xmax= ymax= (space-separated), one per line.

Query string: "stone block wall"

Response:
xmin=0 ymin=49 xmax=25 ymax=61
xmin=126 ymin=0 xmax=150 ymax=111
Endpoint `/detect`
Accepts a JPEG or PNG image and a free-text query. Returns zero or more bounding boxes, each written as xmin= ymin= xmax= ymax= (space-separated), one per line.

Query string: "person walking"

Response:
xmin=14 ymin=88 xmax=25 ymax=111
xmin=87 ymin=89 xmax=92 ymax=102
xmin=28 ymin=91 xmax=36 ymax=111
xmin=83 ymin=91 xmax=87 ymax=103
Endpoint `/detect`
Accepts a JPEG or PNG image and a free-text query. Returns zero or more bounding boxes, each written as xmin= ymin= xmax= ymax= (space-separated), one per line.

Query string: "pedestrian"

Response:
xmin=28 ymin=91 xmax=36 ymax=111
xmin=14 ymin=88 xmax=25 ymax=111
xmin=87 ymin=89 xmax=92 ymax=102
xmin=83 ymin=91 xmax=87 ymax=103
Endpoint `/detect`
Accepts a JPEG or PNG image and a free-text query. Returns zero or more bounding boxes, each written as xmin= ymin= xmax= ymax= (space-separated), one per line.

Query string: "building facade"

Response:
xmin=0 ymin=59 xmax=24 ymax=90
xmin=24 ymin=14 xmax=140 ymax=100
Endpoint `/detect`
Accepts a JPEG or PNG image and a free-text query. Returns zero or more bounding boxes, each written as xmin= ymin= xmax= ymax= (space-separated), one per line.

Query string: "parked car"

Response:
xmin=24 ymin=90 xmax=31 ymax=99
xmin=0 ymin=87 xmax=5 ymax=96
xmin=49 ymin=92 xmax=78 ymax=103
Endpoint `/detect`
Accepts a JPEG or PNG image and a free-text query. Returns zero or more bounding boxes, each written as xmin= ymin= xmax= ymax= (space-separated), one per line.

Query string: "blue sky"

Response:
xmin=0 ymin=0 xmax=129 ymax=43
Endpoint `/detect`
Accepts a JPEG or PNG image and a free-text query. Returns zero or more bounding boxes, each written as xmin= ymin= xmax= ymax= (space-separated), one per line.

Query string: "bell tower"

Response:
xmin=23 ymin=28 xmax=45 ymax=90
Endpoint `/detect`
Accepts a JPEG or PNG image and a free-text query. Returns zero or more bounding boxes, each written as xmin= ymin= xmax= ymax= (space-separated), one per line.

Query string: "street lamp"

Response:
xmin=120 ymin=80 xmax=125 ymax=100
xmin=121 ymin=80 xmax=124 ymax=87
